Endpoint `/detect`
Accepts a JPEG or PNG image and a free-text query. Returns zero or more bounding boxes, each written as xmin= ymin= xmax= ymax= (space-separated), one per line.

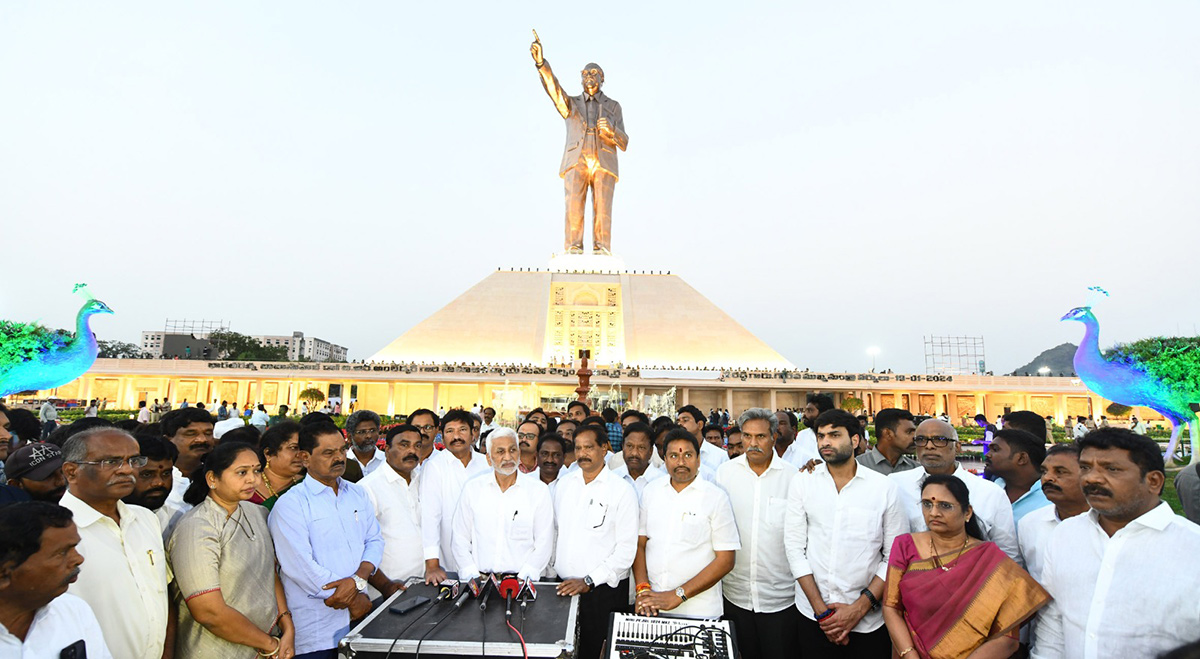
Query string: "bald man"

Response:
xmin=886 ymin=419 xmax=1019 ymax=561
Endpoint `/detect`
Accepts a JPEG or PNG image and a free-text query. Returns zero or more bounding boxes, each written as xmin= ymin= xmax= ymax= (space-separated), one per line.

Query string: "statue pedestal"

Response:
xmin=547 ymin=252 xmax=627 ymax=274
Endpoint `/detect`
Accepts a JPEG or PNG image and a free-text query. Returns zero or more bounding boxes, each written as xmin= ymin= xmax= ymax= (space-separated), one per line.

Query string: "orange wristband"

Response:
xmin=636 ymin=582 xmax=652 ymax=593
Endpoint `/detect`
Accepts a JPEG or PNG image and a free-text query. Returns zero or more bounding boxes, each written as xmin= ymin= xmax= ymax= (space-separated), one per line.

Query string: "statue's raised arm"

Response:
xmin=532 ymin=31 xmax=571 ymax=119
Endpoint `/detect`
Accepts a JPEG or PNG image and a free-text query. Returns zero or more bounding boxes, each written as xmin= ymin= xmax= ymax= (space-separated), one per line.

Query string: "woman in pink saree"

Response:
xmin=883 ymin=474 xmax=1048 ymax=658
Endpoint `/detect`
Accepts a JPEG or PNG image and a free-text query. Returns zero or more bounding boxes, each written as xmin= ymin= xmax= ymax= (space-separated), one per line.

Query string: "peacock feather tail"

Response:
xmin=0 ymin=285 xmax=113 ymax=398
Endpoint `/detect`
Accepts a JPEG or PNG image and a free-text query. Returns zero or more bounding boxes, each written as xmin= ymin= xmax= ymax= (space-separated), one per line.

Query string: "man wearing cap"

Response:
xmin=5 ymin=443 xmax=68 ymax=504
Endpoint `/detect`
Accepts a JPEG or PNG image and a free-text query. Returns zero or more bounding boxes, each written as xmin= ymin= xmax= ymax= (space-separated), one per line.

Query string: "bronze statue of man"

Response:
xmin=531 ymin=32 xmax=629 ymax=255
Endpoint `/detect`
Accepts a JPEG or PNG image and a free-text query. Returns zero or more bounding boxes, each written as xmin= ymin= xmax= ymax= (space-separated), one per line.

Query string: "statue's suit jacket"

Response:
xmin=537 ymin=59 xmax=629 ymax=179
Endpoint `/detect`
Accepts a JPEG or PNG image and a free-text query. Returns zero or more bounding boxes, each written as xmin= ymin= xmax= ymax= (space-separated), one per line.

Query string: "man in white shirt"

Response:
xmin=160 ymin=407 xmax=215 ymax=515
xmin=452 ymin=428 xmax=554 ymax=581
xmin=1018 ymin=444 xmax=1089 ymax=582
xmin=1033 ymin=428 xmax=1200 ymax=659
xmin=479 ymin=407 xmax=499 ymax=437
xmin=529 ymin=433 xmax=565 ymax=497
xmin=421 ymin=410 xmax=491 ymax=583
xmin=553 ymin=424 xmax=639 ymax=659
xmin=784 ymin=394 xmax=834 ymax=468
xmin=59 ymin=428 xmax=173 ymax=659
xmin=714 ymin=409 xmax=797 ymax=659
xmin=136 ymin=401 xmax=151 ymax=424
xmin=786 ymin=409 xmax=907 ymax=655
xmin=677 ymin=405 xmax=729 ymax=472
xmin=361 ymin=424 xmax=426 ymax=585
xmin=0 ymin=501 xmax=113 ymax=659
xmin=1073 ymin=416 xmax=1089 ymax=440
xmin=611 ymin=422 xmax=666 ymax=502
xmin=634 ymin=428 xmax=740 ymax=619
xmin=345 ymin=409 xmax=387 ymax=480
xmin=888 ymin=418 xmax=1019 ymax=561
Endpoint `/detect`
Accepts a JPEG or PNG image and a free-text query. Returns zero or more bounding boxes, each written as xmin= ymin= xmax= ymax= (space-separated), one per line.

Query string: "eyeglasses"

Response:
xmin=352 ymin=428 xmax=379 ymax=436
xmin=72 ymin=456 xmax=150 ymax=470
xmin=517 ymin=432 xmax=538 ymax=441
xmin=920 ymin=500 xmax=958 ymax=512
xmin=914 ymin=435 xmax=956 ymax=448
xmin=413 ymin=424 xmax=437 ymax=432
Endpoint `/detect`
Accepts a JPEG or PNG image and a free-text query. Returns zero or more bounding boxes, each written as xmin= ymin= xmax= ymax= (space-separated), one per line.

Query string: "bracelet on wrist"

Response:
xmin=898 ymin=647 xmax=914 ymax=658
xmin=815 ymin=608 xmax=836 ymax=621
xmin=257 ymin=637 xmax=281 ymax=658
xmin=635 ymin=582 xmax=652 ymax=594
xmin=860 ymin=587 xmax=881 ymax=611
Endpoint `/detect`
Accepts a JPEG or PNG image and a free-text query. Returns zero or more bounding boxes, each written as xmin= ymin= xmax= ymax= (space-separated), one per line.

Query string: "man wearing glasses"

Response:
xmin=554 ymin=424 xmax=638 ymax=659
xmin=516 ymin=420 xmax=542 ymax=474
xmin=59 ymin=427 xmax=174 ymax=659
xmin=161 ymin=407 xmax=216 ymax=515
xmin=408 ymin=408 xmax=440 ymax=466
xmin=887 ymin=418 xmax=1019 ymax=561
xmin=344 ymin=409 xmax=386 ymax=482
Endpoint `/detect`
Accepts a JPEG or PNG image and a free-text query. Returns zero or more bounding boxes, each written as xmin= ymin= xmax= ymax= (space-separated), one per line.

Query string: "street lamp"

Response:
xmin=867 ymin=346 xmax=881 ymax=372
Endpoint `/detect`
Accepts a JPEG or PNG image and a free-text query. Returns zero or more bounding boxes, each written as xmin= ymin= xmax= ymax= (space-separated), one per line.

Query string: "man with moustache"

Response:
xmin=0 ymin=502 xmax=112 ymax=657
xmin=786 ymin=394 xmax=834 ymax=468
xmin=634 ymin=428 xmax=739 ymax=619
xmin=786 ymin=410 xmax=906 ymax=656
xmin=420 ymin=410 xmax=490 ymax=584
xmin=554 ymin=424 xmax=638 ymax=659
xmin=344 ymin=409 xmax=386 ymax=481
xmin=857 ymin=408 xmax=918 ymax=475
xmin=408 ymin=409 xmax=439 ymax=466
xmin=1033 ymin=429 xmax=1200 ymax=658
xmin=725 ymin=425 xmax=745 ymax=459
xmin=122 ymin=435 xmax=181 ymax=537
xmin=715 ymin=409 xmax=798 ymax=659
xmin=161 ymin=407 xmax=215 ymax=515
xmin=4 ymin=444 xmax=67 ymax=504
xmin=1018 ymin=444 xmax=1089 ymax=582
xmin=983 ymin=428 xmax=1051 ymax=524
xmin=59 ymin=427 xmax=173 ymax=659
xmin=270 ymin=421 xmax=398 ymax=659
xmin=530 ymin=433 xmax=566 ymax=495
xmin=517 ymin=420 xmax=542 ymax=474
xmin=361 ymin=424 xmax=427 ymax=585
xmin=888 ymin=418 xmax=1019 ymax=561
xmin=676 ymin=405 xmax=729 ymax=472
xmin=452 ymin=428 xmax=554 ymax=582
xmin=612 ymin=422 xmax=666 ymax=502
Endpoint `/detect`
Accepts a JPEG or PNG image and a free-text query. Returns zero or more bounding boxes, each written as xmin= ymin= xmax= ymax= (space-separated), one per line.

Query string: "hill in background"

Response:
xmin=1009 ymin=343 xmax=1077 ymax=376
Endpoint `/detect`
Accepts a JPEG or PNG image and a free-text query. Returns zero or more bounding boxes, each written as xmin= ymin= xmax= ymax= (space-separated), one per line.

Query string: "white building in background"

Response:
xmin=251 ymin=331 xmax=348 ymax=363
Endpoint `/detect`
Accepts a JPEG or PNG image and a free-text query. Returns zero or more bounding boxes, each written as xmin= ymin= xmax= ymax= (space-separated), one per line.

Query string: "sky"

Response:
xmin=2 ymin=1 xmax=1198 ymax=374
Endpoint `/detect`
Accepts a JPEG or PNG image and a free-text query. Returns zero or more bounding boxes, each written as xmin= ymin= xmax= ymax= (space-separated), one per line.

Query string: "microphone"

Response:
xmin=435 ymin=570 xmax=461 ymax=601
xmin=499 ymin=575 xmax=521 ymax=622
xmin=452 ymin=587 xmax=472 ymax=609
xmin=517 ymin=578 xmax=537 ymax=602
xmin=474 ymin=573 xmax=496 ymax=611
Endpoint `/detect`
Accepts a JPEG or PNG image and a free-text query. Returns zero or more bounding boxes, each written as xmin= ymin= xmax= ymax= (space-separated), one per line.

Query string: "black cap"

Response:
xmin=7 ymin=443 xmax=64 ymax=481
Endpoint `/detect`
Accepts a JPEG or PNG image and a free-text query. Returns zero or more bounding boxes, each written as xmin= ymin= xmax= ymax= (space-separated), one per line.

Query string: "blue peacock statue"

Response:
xmin=0 ymin=285 xmax=113 ymax=399
xmin=1061 ymin=306 xmax=1200 ymax=465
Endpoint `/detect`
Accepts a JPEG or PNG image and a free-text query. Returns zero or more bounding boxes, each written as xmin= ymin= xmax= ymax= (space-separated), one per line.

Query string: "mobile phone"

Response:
xmin=390 ymin=595 xmax=431 ymax=615
xmin=59 ymin=640 xmax=87 ymax=659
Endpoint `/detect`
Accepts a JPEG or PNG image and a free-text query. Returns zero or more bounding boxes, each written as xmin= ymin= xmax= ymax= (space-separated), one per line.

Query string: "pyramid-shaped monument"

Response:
xmin=369 ymin=262 xmax=792 ymax=370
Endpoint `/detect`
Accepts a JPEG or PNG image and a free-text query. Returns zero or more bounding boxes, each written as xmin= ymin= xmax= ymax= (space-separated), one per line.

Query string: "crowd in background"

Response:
xmin=0 ymin=393 xmax=1198 ymax=659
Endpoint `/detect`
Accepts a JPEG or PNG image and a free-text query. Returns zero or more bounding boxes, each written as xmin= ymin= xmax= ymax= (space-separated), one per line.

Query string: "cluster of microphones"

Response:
xmin=393 ymin=572 xmax=538 ymax=620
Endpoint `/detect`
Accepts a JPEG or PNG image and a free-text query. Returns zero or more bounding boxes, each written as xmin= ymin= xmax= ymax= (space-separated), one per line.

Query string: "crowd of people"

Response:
xmin=0 ymin=394 xmax=1197 ymax=659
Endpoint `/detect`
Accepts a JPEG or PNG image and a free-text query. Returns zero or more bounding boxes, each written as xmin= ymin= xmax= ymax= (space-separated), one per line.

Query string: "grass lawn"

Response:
xmin=1164 ymin=467 xmax=1185 ymax=514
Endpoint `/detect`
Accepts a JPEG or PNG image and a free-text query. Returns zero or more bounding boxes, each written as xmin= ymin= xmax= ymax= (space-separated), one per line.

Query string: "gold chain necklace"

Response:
xmin=261 ymin=466 xmax=295 ymax=499
xmin=930 ymin=536 xmax=968 ymax=572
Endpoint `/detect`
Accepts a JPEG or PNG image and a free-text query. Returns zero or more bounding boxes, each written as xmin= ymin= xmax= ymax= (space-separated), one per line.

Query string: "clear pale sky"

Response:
xmin=2 ymin=2 xmax=1197 ymax=373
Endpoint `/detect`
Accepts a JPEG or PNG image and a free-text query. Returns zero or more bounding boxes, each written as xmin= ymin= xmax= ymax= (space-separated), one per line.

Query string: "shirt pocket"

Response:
xmin=511 ymin=513 xmax=535 ymax=544
xmin=586 ymin=500 xmax=609 ymax=531
xmin=767 ymin=497 xmax=787 ymax=528
xmin=839 ymin=506 xmax=883 ymax=547
xmin=680 ymin=513 xmax=709 ymax=547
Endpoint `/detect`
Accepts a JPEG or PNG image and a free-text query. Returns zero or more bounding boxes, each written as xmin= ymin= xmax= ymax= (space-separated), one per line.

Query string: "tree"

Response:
xmin=841 ymin=396 xmax=865 ymax=413
xmin=1105 ymin=402 xmax=1133 ymax=418
xmin=97 ymin=340 xmax=146 ymax=359
xmin=299 ymin=387 xmax=326 ymax=408
xmin=206 ymin=329 xmax=289 ymax=361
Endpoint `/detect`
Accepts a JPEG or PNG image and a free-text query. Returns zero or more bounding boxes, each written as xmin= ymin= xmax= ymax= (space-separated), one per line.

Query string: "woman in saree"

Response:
xmin=883 ymin=474 xmax=1049 ymax=659
xmin=250 ymin=421 xmax=305 ymax=509
xmin=169 ymin=441 xmax=295 ymax=658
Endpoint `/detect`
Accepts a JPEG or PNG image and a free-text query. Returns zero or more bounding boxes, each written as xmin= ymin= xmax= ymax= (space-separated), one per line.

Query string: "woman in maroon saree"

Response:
xmin=883 ymin=474 xmax=1048 ymax=659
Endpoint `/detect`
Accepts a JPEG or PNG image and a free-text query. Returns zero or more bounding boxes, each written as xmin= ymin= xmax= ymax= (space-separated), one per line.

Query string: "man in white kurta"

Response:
xmin=635 ymin=429 xmax=740 ymax=619
xmin=419 ymin=410 xmax=490 ymax=582
xmin=361 ymin=424 xmax=426 ymax=583
xmin=452 ymin=428 xmax=554 ymax=582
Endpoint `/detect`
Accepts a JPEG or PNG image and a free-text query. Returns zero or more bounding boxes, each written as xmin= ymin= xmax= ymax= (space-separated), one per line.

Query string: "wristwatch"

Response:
xmin=353 ymin=575 xmax=368 ymax=592
xmin=583 ymin=576 xmax=595 ymax=591
xmin=674 ymin=586 xmax=687 ymax=602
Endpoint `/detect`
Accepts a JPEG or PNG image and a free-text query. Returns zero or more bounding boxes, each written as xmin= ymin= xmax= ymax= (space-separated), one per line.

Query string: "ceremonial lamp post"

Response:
xmin=575 ymin=350 xmax=592 ymax=403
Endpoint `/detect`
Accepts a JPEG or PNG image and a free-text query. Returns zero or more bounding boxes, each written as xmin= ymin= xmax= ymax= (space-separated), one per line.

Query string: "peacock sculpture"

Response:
xmin=0 ymin=284 xmax=113 ymax=399
xmin=1061 ymin=306 xmax=1200 ymax=465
